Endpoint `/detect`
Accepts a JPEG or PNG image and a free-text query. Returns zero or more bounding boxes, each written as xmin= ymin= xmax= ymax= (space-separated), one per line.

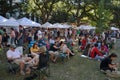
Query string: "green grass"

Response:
xmin=0 ymin=40 xmax=120 ymax=80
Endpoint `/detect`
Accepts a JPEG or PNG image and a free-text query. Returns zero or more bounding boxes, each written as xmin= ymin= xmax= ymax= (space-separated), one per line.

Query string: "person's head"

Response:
xmin=33 ymin=43 xmax=38 ymax=48
xmin=10 ymin=45 xmax=16 ymax=51
xmin=60 ymin=41 xmax=64 ymax=46
xmin=94 ymin=43 xmax=98 ymax=47
xmin=10 ymin=28 xmax=14 ymax=31
xmin=108 ymin=53 xmax=117 ymax=60
xmin=3 ymin=33 xmax=7 ymax=36
xmin=19 ymin=25 xmax=23 ymax=30
xmin=101 ymin=42 xmax=105 ymax=46
xmin=40 ymin=46 xmax=46 ymax=54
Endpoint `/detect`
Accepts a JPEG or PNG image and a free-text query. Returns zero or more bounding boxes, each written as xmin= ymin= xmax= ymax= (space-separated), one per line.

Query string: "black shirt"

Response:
xmin=50 ymin=44 xmax=58 ymax=51
xmin=100 ymin=57 xmax=112 ymax=70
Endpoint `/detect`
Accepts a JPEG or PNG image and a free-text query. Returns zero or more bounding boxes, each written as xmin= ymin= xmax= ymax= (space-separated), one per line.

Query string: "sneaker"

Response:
xmin=20 ymin=71 xmax=25 ymax=75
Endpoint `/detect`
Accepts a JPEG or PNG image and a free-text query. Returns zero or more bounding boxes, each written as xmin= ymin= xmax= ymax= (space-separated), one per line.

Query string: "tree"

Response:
xmin=95 ymin=0 xmax=113 ymax=33
xmin=49 ymin=10 xmax=70 ymax=23
xmin=23 ymin=0 xmax=61 ymax=23
xmin=0 ymin=0 xmax=9 ymax=17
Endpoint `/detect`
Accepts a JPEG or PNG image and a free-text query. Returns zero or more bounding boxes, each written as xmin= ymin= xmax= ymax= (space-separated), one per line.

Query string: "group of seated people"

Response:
xmin=6 ymin=44 xmax=47 ymax=75
xmin=79 ymin=35 xmax=114 ymax=61
xmin=79 ymin=35 xmax=120 ymax=77
xmin=6 ymin=36 xmax=75 ymax=75
xmin=49 ymin=41 xmax=75 ymax=63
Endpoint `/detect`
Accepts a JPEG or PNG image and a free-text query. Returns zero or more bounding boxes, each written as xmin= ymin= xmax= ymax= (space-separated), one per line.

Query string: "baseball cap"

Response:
xmin=10 ymin=45 xmax=16 ymax=49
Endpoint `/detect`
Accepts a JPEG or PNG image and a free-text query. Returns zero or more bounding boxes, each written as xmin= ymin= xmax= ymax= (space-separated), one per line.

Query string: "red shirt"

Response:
xmin=82 ymin=39 xmax=86 ymax=47
xmin=90 ymin=47 xmax=103 ymax=58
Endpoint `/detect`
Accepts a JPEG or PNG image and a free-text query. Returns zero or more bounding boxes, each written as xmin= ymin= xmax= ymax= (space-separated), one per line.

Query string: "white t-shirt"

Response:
xmin=37 ymin=30 xmax=42 ymax=39
xmin=7 ymin=49 xmax=22 ymax=59
xmin=49 ymin=39 xmax=55 ymax=44
xmin=37 ymin=30 xmax=42 ymax=36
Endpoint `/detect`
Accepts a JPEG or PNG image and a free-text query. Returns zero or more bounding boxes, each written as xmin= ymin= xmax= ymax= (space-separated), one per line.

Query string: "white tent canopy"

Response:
xmin=62 ymin=23 xmax=71 ymax=28
xmin=41 ymin=22 xmax=53 ymax=28
xmin=52 ymin=23 xmax=64 ymax=28
xmin=0 ymin=15 xmax=8 ymax=23
xmin=77 ymin=25 xmax=96 ymax=30
xmin=51 ymin=23 xmax=70 ymax=29
xmin=17 ymin=17 xmax=41 ymax=27
xmin=111 ymin=27 xmax=119 ymax=30
xmin=0 ymin=18 xmax=19 ymax=27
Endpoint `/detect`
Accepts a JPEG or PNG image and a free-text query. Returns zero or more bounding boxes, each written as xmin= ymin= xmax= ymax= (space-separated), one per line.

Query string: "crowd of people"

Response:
xmin=0 ymin=25 xmax=120 ymax=78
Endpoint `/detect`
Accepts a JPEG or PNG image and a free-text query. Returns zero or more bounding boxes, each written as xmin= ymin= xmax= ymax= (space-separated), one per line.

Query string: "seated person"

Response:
xmin=49 ymin=37 xmax=55 ymax=44
xmin=30 ymin=43 xmax=40 ymax=59
xmin=100 ymin=42 xmax=109 ymax=55
xmin=80 ymin=36 xmax=87 ymax=50
xmin=100 ymin=53 xmax=120 ymax=77
xmin=90 ymin=43 xmax=104 ymax=60
xmin=38 ymin=37 xmax=46 ymax=47
xmin=100 ymin=53 xmax=118 ymax=72
xmin=26 ymin=46 xmax=48 ymax=74
xmin=6 ymin=45 xmax=31 ymax=75
xmin=82 ymin=44 xmax=92 ymax=57
xmin=49 ymin=42 xmax=59 ymax=63
xmin=60 ymin=41 xmax=74 ymax=59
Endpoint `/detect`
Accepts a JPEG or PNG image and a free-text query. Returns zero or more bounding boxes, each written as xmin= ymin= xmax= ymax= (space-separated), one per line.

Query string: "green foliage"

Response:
xmin=0 ymin=0 xmax=120 ymax=28
xmin=49 ymin=10 xmax=70 ymax=23
xmin=95 ymin=0 xmax=113 ymax=33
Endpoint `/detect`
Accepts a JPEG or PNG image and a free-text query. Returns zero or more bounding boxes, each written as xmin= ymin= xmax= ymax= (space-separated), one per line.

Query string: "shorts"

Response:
xmin=14 ymin=58 xmax=25 ymax=65
xmin=49 ymin=51 xmax=59 ymax=56
xmin=14 ymin=57 xmax=31 ymax=65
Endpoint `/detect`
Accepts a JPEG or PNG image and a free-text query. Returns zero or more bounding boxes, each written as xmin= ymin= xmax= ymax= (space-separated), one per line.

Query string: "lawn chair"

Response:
xmin=26 ymin=53 xmax=50 ymax=80
xmin=66 ymin=42 xmax=73 ymax=51
xmin=59 ymin=51 xmax=67 ymax=62
xmin=28 ymin=41 xmax=36 ymax=54
xmin=7 ymin=60 xmax=19 ymax=74
xmin=6 ymin=46 xmax=24 ymax=74
xmin=28 ymin=41 xmax=36 ymax=48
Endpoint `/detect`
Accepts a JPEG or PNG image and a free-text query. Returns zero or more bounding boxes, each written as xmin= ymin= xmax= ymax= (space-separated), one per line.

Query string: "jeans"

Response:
xmin=95 ymin=55 xmax=104 ymax=61
xmin=17 ymin=39 xmax=24 ymax=46
xmin=10 ymin=37 xmax=15 ymax=45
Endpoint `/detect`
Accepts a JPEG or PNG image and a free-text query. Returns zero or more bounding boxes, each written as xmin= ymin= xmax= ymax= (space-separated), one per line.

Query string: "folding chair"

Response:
xmin=7 ymin=60 xmax=19 ymax=74
xmin=29 ymin=53 xmax=50 ymax=80
xmin=59 ymin=52 xmax=67 ymax=62
xmin=6 ymin=46 xmax=23 ymax=74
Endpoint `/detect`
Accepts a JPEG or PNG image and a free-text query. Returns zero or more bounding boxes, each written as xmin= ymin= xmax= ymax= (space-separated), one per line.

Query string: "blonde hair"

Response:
xmin=39 ymin=46 xmax=47 ymax=54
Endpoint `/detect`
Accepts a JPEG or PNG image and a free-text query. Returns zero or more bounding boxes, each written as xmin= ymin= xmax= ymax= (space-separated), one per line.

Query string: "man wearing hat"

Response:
xmin=6 ymin=45 xmax=26 ymax=75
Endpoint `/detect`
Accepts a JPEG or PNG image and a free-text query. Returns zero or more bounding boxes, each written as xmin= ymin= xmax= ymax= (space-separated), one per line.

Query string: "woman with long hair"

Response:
xmin=60 ymin=41 xmax=74 ymax=59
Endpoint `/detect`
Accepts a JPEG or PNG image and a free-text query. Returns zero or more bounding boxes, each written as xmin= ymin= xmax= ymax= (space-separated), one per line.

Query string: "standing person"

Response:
xmin=102 ymin=32 xmax=105 ymax=41
xmin=65 ymin=29 xmax=68 ymax=40
xmin=37 ymin=29 xmax=42 ymax=40
xmin=57 ymin=29 xmax=60 ymax=37
xmin=34 ymin=28 xmax=38 ymax=41
xmin=2 ymin=33 xmax=9 ymax=47
xmin=0 ymin=27 xmax=4 ymax=35
xmin=77 ymin=29 xmax=80 ymax=38
xmin=0 ymin=33 xmax=2 ymax=45
xmin=100 ymin=53 xmax=120 ymax=77
xmin=28 ymin=30 xmax=32 ymax=43
xmin=69 ymin=29 xmax=72 ymax=37
xmin=17 ymin=25 xmax=24 ymax=46
xmin=10 ymin=28 xmax=16 ymax=45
